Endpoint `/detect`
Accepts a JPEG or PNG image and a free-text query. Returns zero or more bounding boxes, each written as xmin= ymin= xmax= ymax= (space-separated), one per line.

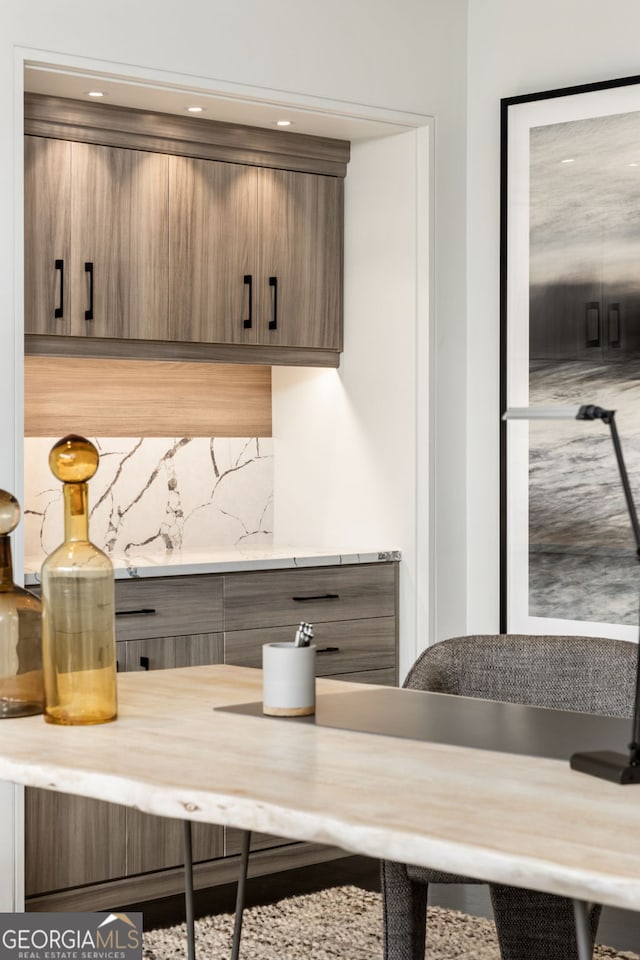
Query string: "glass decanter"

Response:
xmin=0 ymin=490 xmax=43 ymax=717
xmin=41 ymin=435 xmax=117 ymax=725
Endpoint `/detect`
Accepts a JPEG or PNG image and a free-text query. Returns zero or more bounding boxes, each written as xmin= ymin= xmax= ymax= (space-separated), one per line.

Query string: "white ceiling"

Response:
xmin=24 ymin=64 xmax=413 ymax=143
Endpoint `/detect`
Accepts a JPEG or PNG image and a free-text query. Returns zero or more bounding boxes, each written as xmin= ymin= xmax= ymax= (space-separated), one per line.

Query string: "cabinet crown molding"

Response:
xmin=24 ymin=93 xmax=350 ymax=178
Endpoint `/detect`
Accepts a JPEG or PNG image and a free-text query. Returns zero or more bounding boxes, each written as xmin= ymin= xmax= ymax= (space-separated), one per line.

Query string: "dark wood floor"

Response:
xmin=122 ymin=855 xmax=381 ymax=931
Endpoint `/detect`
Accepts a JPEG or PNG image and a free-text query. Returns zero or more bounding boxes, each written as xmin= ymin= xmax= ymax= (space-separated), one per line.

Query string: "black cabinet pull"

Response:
xmin=139 ymin=656 xmax=150 ymax=671
xmin=292 ymin=593 xmax=339 ymax=602
xmin=585 ymin=301 xmax=600 ymax=347
xmin=269 ymin=276 xmax=278 ymax=330
xmin=317 ymin=646 xmax=340 ymax=654
xmin=54 ymin=259 xmax=64 ymax=318
xmin=243 ymin=274 xmax=253 ymax=329
xmin=608 ymin=302 xmax=621 ymax=348
xmin=85 ymin=262 xmax=94 ymax=321
xmin=115 ymin=608 xmax=157 ymax=617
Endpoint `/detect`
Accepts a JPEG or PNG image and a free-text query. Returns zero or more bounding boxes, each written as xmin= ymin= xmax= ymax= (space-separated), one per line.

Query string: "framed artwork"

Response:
xmin=500 ymin=75 xmax=640 ymax=641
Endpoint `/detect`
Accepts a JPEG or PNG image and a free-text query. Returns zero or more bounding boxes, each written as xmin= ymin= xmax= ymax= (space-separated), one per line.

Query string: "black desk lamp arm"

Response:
xmin=577 ymin=404 xmax=640 ymax=761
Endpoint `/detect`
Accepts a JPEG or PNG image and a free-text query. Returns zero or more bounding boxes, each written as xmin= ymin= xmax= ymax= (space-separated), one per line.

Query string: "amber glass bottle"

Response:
xmin=41 ymin=435 xmax=117 ymax=725
xmin=0 ymin=491 xmax=43 ymax=717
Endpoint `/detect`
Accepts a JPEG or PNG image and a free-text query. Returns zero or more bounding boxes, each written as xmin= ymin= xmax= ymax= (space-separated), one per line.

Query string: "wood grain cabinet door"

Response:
xmin=256 ymin=168 xmax=343 ymax=350
xmin=25 ymin=138 xmax=169 ymax=341
xmin=168 ymin=156 xmax=258 ymax=345
xmin=25 ymin=789 xmax=126 ymax=897
xmin=71 ymin=142 xmax=169 ymax=340
xmin=122 ymin=632 xmax=224 ymax=875
xmin=24 ymin=136 xmax=72 ymax=336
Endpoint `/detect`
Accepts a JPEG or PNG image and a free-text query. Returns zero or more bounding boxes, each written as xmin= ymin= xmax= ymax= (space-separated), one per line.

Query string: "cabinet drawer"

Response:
xmin=115 ymin=575 xmax=223 ymax=641
xmin=225 ymin=617 xmax=396 ymax=677
xmin=224 ymin=562 xmax=397 ymax=631
xmin=120 ymin=633 xmax=223 ymax=672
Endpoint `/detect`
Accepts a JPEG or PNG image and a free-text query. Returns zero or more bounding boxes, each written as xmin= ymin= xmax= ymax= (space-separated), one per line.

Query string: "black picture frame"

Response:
xmin=500 ymin=74 xmax=640 ymax=640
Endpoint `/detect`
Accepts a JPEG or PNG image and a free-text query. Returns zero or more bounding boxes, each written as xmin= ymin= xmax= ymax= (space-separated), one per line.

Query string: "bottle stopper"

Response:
xmin=49 ymin=435 xmax=99 ymax=483
xmin=0 ymin=490 xmax=20 ymax=536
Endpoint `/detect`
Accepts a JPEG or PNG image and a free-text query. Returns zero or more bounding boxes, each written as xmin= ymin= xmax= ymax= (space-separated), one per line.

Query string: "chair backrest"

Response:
xmin=405 ymin=634 xmax=636 ymax=718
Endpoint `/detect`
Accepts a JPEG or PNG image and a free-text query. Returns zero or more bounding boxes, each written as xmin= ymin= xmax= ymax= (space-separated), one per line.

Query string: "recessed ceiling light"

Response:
xmin=87 ymin=91 xmax=106 ymax=98
xmin=629 ymin=162 xmax=639 ymax=168
xmin=560 ymin=157 xmax=576 ymax=164
xmin=276 ymin=119 xmax=293 ymax=127
xmin=187 ymin=106 xmax=205 ymax=113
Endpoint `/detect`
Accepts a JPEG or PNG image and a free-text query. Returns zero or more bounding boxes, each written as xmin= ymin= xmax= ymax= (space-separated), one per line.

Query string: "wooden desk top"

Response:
xmin=2 ymin=665 xmax=640 ymax=911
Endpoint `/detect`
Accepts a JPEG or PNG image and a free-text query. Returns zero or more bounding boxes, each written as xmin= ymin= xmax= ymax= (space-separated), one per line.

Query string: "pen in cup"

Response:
xmin=294 ymin=621 xmax=314 ymax=646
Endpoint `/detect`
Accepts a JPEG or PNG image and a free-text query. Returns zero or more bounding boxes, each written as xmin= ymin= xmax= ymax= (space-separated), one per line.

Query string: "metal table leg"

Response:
xmin=572 ymin=898 xmax=593 ymax=960
xmin=230 ymin=830 xmax=252 ymax=960
xmin=183 ymin=820 xmax=196 ymax=960
xmin=183 ymin=824 xmax=251 ymax=960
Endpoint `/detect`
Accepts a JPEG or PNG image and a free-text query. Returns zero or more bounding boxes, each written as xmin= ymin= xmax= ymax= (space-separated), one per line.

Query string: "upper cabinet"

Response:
xmin=168 ymin=159 xmax=343 ymax=351
xmin=24 ymin=136 xmax=71 ymax=337
xmin=25 ymin=136 xmax=169 ymax=341
xmin=24 ymin=94 xmax=349 ymax=367
xmin=167 ymin=156 xmax=257 ymax=347
xmin=257 ymin=168 xmax=343 ymax=351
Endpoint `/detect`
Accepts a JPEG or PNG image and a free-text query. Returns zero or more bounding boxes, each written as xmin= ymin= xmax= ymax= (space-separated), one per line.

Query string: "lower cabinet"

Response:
xmin=25 ymin=630 xmax=224 ymax=898
xmin=122 ymin=631 xmax=225 ymax=876
xmin=25 ymin=791 xmax=127 ymax=896
xmin=25 ymin=561 xmax=398 ymax=910
xmin=222 ymin=562 xmax=397 ymax=859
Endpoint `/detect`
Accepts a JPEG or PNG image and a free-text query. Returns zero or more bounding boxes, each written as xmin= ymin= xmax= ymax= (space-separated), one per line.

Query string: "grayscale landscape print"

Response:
xmin=529 ymin=110 xmax=640 ymax=626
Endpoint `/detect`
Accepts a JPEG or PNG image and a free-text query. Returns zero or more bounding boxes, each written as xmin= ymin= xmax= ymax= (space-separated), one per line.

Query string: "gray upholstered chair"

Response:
xmin=381 ymin=633 xmax=637 ymax=960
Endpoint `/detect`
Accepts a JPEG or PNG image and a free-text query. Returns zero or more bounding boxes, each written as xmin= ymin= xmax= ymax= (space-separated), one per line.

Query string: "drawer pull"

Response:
xmin=317 ymin=646 xmax=340 ymax=654
xmin=139 ymin=656 xmax=150 ymax=671
xmin=292 ymin=593 xmax=339 ymax=602
xmin=115 ymin=608 xmax=157 ymax=617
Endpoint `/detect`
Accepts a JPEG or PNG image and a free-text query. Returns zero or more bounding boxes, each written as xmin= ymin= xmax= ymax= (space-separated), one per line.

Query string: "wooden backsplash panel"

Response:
xmin=25 ymin=357 xmax=272 ymax=437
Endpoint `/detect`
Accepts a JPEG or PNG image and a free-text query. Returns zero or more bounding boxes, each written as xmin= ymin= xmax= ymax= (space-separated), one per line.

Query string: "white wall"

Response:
xmin=273 ymin=129 xmax=428 ymax=680
xmin=1 ymin=0 xmax=468 ymax=910
xmin=466 ymin=0 xmax=640 ymax=632
xmin=1 ymin=0 xmax=469 ymax=638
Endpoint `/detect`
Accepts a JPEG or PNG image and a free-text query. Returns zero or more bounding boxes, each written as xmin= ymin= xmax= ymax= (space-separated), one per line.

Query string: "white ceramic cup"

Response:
xmin=262 ymin=642 xmax=316 ymax=717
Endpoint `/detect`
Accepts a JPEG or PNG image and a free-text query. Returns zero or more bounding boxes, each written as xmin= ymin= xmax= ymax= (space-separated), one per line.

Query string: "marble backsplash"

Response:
xmin=23 ymin=437 xmax=274 ymax=560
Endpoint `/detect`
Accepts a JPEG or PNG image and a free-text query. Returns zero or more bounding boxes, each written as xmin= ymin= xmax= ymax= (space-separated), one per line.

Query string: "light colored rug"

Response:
xmin=142 ymin=884 xmax=640 ymax=960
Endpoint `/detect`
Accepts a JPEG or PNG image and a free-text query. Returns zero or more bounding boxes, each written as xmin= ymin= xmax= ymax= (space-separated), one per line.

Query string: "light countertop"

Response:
xmin=24 ymin=545 xmax=401 ymax=584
